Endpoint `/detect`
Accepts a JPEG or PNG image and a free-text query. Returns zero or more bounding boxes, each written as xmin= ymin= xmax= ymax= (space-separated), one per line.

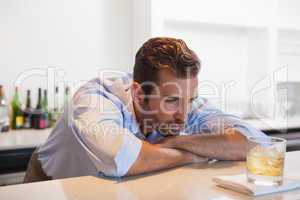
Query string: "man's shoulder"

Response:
xmin=72 ymin=74 xmax=134 ymax=116
xmin=74 ymin=73 xmax=131 ymax=97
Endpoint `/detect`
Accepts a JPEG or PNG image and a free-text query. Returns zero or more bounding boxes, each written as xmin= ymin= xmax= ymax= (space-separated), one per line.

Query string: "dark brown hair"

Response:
xmin=133 ymin=37 xmax=201 ymax=95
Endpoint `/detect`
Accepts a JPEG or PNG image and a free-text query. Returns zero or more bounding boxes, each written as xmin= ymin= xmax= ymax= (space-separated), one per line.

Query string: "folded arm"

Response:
xmin=159 ymin=97 xmax=268 ymax=161
xmin=72 ymin=93 xmax=207 ymax=178
xmin=158 ymin=128 xmax=247 ymax=161
xmin=126 ymin=141 xmax=208 ymax=176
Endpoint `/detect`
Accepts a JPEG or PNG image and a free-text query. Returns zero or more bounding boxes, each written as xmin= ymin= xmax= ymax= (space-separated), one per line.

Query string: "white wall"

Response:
xmin=1 ymin=0 xmax=299 ymax=117
xmin=0 ymin=0 xmax=133 ymax=107
xmin=132 ymin=0 xmax=151 ymax=55
xmin=141 ymin=0 xmax=300 ymax=118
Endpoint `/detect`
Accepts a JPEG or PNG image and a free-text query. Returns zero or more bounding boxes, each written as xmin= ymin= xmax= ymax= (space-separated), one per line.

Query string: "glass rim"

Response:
xmin=247 ymin=136 xmax=287 ymax=144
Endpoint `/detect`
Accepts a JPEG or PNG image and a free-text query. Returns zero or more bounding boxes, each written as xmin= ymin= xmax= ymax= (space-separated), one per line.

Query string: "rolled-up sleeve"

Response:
xmin=70 ymin=92 xmax=142 ymax=177
xmin=185 ymin=98 xmax=267 ymax=138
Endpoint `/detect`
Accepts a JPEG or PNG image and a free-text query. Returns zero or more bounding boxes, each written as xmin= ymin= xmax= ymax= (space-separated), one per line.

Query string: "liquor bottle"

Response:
xmin=31 ymin=88 xmax=47 ymax=129
xmin=0 ymin=85 xmax=10 ymax=132
xmin=23 ymin=90 xmax=32 ymax=129
xmin=11 ymin=87 xmax=24 ymax=129
xmin=64 ymin=86 xmax=70 ymax=104
xmin=51 ymin=86 xmax=60 ymax=125
xmin=42 ymin=89 xmax=51 ymax=127
xmin=64 ymin=86 xmax=70 ymax=119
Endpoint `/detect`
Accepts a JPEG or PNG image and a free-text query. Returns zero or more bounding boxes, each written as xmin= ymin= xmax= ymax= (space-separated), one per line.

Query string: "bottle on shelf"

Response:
xmin=11 ymin=87 xmax=24 ymax=129
xmin=42 ymin=89 xmax=51 ymax=127
xmin=64 ymin=86 xmax=70 ymax=120
xmin=31 ymin=88 xmax=47 ymax=129
xmin=64 ymin=86 xmax=70 ymax=105
xmin=61 ymin=86 xmax=70 ymax=123
xmin=0 ymin=85 xmax=10 ymax=132
xmin=51 ymin=86 xmax=60 ymax=125
xmin=23 ymin=90 xmax=32 ymax=129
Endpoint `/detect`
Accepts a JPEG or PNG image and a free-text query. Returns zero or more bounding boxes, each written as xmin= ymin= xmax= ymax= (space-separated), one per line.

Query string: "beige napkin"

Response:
xmin=213 ymin=174 xmax=300 ymax=196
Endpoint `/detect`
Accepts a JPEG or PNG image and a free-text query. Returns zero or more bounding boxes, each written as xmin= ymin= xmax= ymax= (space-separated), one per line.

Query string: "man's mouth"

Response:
xmin=170 ymin=123 xmax=184 ymax=131
xmin=158 ymin=123 xmax=185 ymax=135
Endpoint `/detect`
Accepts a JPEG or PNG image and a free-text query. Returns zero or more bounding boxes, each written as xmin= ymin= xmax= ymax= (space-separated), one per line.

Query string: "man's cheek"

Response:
xmin=158 ymin=106 xmax=176 ymax=118
xmin=156 ymin=113 xmax=170 ymax=124
xmin=160 ymin=103 xmax=178 ymax=114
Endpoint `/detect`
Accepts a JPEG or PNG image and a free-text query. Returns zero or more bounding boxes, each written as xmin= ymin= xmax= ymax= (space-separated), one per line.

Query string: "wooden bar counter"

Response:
xmin=1 ymin=151 xmax=300 ymax=200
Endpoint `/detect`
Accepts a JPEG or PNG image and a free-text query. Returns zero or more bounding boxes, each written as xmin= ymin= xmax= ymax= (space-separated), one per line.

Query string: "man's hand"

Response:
xmin=156 ymin=128 xmax=247 ymax=161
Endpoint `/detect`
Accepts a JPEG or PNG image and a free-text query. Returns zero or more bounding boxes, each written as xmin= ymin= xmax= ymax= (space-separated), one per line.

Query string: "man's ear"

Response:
xmin=131 ymin=81 xmax=145 ymax=104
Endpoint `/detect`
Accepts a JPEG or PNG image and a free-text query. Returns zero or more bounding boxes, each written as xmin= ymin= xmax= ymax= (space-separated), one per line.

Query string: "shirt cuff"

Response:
xmin=114 ymin=130 xmax=142 ymax=177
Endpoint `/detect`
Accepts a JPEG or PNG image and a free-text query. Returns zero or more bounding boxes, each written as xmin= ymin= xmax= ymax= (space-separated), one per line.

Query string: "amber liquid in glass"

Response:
xmin=247 ymin=146 xmax=285 ymax=186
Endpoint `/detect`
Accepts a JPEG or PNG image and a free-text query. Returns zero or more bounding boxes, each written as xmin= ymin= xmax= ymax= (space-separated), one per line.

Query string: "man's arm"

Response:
xmin=158 ymin=128 xmax=247 ymax=161
xmin=169 ymin=97 xmax=267 ymax=161
xmin=126 ymin=141 xmax=208 ymax=176
xmin=72 ymin=85 xmax=210 ymax=177
xmin=72 ymin=94 xmax=208 ymax=177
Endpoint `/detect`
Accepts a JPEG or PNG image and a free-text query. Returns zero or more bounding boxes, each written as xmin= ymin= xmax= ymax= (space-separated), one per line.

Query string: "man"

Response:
xmin=24 ymin=37 xmax=266 ymax=182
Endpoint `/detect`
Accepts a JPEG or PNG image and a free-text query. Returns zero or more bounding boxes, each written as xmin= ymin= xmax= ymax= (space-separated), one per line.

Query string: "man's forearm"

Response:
xmin=126 ymin=142 xmax=208 ymax=176
xmin=159 ymin=129 xmax=247 ymax=161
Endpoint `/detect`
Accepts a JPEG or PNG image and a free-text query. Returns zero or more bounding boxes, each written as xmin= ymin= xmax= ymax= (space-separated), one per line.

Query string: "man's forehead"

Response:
xmin=157 ymin=68 xmax=197 ymax=82
xmin=157 ymin=69 xmax=198 ymax=94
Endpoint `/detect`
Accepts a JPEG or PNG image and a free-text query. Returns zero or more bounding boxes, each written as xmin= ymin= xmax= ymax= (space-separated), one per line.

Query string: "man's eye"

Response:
xmin=189 ymin=99 xmax=195 ymax=103
xmin=165 ymin=98 xmax=178 ymax=103
xmin=189 ymin=97 xmax=198 ymax=103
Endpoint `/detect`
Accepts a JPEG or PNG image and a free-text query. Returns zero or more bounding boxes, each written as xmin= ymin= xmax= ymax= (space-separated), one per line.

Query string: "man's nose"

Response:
xmin=174 ymin=102 xmax=189 ymax=122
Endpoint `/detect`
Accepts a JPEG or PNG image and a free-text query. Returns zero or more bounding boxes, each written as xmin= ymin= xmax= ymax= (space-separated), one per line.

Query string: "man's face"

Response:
xmin=139 ymin=69 xmax=198 ymax=136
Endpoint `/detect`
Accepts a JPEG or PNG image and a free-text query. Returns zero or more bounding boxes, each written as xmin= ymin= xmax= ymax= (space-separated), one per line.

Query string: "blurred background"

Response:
xmin=0 ymin=0 xmax=300 ymax=185
xmin=1 ymin=0 xmax=300 ymax=119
